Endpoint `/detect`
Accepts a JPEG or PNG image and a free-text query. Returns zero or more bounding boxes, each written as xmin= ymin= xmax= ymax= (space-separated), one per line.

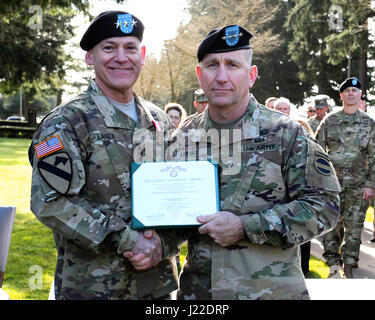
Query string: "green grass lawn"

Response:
xmin=0 ymin=137 xmax=374 ymax=299
xmin=0 ymin=137 xmax=56 ymax=300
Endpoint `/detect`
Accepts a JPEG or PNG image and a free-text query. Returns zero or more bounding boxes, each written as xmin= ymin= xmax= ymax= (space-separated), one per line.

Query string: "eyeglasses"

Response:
xmin=307 ymin=110 xmax=316 ymax=113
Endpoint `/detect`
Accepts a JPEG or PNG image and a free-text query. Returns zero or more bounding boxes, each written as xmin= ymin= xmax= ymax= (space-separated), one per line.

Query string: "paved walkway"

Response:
xmin=310 ymin=221 xmax=375 ymax=279
xmin=306 ymin=221 xmax=375 ymax=300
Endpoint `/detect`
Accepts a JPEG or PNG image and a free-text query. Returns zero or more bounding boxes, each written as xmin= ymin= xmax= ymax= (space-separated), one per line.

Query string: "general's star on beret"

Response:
xmin=197 ymin=25 xmax=252 ymax=62
xmin=339 ymin=77 xmax=361 ymax=93
xmin=80 ymin=11 xmax=144 ymax=51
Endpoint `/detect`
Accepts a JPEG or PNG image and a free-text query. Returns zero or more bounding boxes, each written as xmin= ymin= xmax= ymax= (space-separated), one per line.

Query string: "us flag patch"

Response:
xmin=35 ymin=135 xmax=63 ymax=159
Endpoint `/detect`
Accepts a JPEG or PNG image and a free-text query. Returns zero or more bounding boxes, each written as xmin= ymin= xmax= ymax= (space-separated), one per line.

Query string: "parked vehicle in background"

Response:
xmin=6 ymin=116 xmax=25 ymax=121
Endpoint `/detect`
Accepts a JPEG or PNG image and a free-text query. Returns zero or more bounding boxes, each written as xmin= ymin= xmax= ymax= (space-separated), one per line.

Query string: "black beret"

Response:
xmin=339 ymin=77 xmax=361 ymax=93
xmin=197 ymin=25 xmax=252 ymax=62
xmin=80 ymin=11 xmax=144 ymax=51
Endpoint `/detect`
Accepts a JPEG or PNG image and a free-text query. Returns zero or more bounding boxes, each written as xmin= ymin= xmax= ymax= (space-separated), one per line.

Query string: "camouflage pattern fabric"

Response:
xmin=29 ymin=81 xmax=179 ymax=300
xmin=307 ymin=115 xmax=322 ymax=135
xmin=322 ymin=188 xmax=368 ymax=266
xmin=169 ymin=95 xmax=341 ymax=300
xmin=316 ymin=108 xmax=375 ymax=266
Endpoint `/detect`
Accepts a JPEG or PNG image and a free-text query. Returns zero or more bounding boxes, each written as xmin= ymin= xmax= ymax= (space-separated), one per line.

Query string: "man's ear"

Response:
xmin=141 ymin=45 xmax=146 ymax=66
xmin=196 ymin=65 xmax=202 ymax=87
xmin=85 ymin=51 xmax=94 ymax=66
xmin=249 ymin=65 xmax=258 ymax=89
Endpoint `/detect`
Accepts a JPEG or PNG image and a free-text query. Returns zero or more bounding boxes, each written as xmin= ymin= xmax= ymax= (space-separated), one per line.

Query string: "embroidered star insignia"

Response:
xmin=222 ymin=32 xmax=243 ymax=41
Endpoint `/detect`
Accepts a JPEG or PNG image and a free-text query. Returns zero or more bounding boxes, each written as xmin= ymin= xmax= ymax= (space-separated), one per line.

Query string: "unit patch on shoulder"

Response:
xmin=37 ymin=152 xmax=72 ymax=194
xmin=314 ymin=157 xmax=331 ymax=176
xmin=35 ymin=135 xmax=63 ymax=159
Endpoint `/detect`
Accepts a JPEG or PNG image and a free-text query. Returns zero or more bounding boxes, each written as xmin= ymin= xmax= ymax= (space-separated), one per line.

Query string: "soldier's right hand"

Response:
xmin=122 ymin=230 xmax=162 ymax=270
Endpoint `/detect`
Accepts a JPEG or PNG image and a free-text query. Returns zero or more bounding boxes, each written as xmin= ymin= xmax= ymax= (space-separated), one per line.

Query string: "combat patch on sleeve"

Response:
xmin=314 ymin=151 xmax=331 ymax=176
xmin=35 ymin=135 xmax=63 ymax=159
xmin=37 ymin=152 xmax=72 ymax=195
xmin=305 ymin=139 xmax=341 ymax=192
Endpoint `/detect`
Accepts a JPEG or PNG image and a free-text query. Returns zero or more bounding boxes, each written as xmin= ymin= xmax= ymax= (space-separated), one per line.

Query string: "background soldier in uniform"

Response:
xmin=315 ymin=77 xmax=375 ymax=278
xmin=169 ymin=25 xmax=340 ymax=299
xmin=193 ymin=88 xmax=208 ymax=115
xmin=306 ymin=103 xmax=316 ymax=119
xmin=308 ymin=95 xmax=330 ymax=135
xmin=359 ymin=94 xmax=367 ymax=113
xmin=29 ymin=11 xmax=179 ymax=299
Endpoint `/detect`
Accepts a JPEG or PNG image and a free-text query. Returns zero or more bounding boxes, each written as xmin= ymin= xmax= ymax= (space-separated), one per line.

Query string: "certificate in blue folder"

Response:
xmin=131 ymin=160 xmax=220 ymax=229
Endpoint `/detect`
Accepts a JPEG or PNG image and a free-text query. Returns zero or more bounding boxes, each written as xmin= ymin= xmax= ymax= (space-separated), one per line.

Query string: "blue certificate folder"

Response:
xmin=131 ymin=160 xmax=220 ymax=230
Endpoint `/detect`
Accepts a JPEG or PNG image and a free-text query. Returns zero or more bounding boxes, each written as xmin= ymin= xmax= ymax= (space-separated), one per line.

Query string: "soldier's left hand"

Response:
xmin=197 ymin=211 xmax=244 ymax=247
xmin=363 ymin=187 xmax=374 ymax=200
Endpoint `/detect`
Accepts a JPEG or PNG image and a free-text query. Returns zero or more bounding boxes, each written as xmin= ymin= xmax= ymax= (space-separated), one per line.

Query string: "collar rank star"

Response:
xmin=35 ymin=135 xmax=72 ymax=195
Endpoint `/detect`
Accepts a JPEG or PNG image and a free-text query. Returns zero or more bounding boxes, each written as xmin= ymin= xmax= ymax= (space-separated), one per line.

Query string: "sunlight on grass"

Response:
xmin=1 ymin=138 xmax=56 ymax=300
xmin=366 ymin=206 xmax=374 ymax=223
xmin=3 ymin=210 xmax=56 ymax=300
xmin=306 ymin=255 xmax=329 ymax=279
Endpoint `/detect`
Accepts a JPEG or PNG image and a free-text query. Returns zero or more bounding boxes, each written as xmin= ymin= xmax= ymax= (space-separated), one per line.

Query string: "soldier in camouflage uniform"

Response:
xmin=29 ymin=11 xmax=179 ymax=299
xmin=315 ymin=77 xmax=375 ymax=278
xmin=169 ymin=25 xmax=340 ymax=299
xmin=307 ymin=95 xmax=330 ymax=135
xmin=193 ymin=88 xmax=208 ymax=115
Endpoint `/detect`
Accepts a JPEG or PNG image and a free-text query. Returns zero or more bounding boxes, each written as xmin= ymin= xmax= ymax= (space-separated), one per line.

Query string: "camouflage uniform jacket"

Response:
xmin=170 ymin=95 xmax=341 ymax=300
xmin=30 ymin=81 xmax=178 ymax=300
xmin=307 ymin=115 xmax=322 ymax=135
xmin=315 ymin=108 xmax=375 ymax=189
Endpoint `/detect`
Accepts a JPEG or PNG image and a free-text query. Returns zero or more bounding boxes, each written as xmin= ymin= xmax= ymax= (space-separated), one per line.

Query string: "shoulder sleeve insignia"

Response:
xmin=37 ymin=152 xmax=72 ymax=194
xmin=314 ymin=157 xmax=331 ymax=175
xmin=305 ymin=139 xmax=340 ymax=191
xmin=35 ymin=135 xmax=63 ymax=159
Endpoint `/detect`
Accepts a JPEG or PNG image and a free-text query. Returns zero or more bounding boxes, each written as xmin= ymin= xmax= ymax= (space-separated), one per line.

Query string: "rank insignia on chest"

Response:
xmin=37 ymin=152 xmax=72 ymax=194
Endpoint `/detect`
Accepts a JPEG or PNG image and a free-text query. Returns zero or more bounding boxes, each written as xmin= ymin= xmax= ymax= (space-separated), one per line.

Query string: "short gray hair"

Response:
xmin=244 ymin=48 xmax=253 ymax=65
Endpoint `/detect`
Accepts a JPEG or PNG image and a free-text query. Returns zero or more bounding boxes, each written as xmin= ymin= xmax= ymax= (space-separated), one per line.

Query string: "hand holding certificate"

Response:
xmin=131 ymin=161 xmax=220 ymax=229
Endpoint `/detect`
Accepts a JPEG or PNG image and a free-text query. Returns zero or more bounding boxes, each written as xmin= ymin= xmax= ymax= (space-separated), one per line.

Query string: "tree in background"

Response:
xmin=134 ymin=54 xmax=161 ymax=103
xmin=251 ymin=0 xmax=312 ymax=106
xmin=151 ymin=0 xmax=283 ymax=113
xmin=287 ymin=0 xmax=374 ymax=105
xmin=0 ymin=2 xmax=76 ymax=119
xmin=1 ymin=91 xmax=55 ymax=120
xmin=151 ymin=0 xmax=329 ymax=110
xmin=0 ymin=0 xmax=125 ymax=120
xmin=324 ymin=0 xmax=374 ymax=96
